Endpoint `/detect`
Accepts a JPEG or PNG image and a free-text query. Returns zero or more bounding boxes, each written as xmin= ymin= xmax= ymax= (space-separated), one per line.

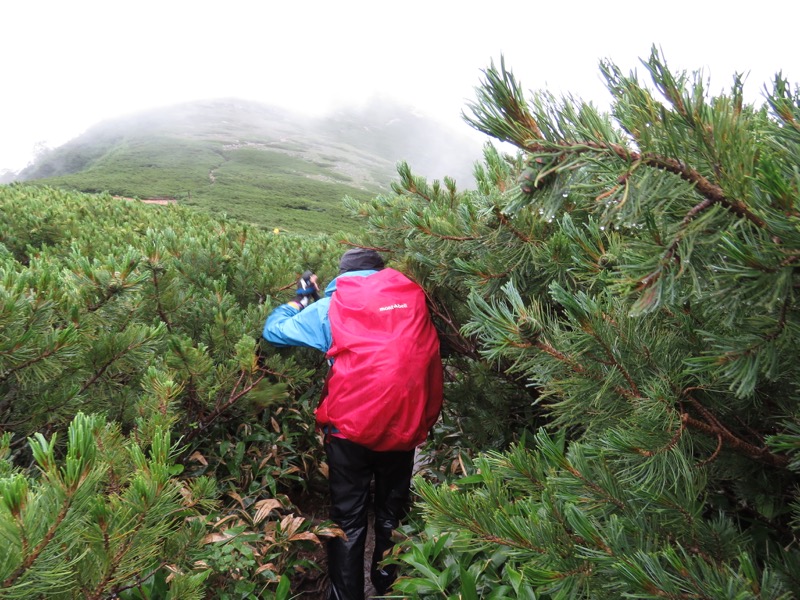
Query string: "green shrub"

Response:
xmin=347 ymin=50 xmax=800 ymax=597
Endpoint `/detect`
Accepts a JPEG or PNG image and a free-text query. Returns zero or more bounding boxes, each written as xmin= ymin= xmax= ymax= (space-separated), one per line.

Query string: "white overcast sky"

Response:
xmin=1 ymin=0 xmax=796 ymax=172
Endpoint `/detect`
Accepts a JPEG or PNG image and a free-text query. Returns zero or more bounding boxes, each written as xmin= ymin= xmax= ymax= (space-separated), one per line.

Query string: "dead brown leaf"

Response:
xmin=289 ymin=531 xmax=321 ymax=544
xmin=188 ymin=451 xmax=208 ymax=466
xmin=253 ymin=498 xmax=283 ymax=524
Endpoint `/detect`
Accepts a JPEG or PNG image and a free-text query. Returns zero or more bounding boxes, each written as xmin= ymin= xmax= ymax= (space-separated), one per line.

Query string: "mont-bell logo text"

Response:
xmin=379 ymin=303 xmax=408 ymax=312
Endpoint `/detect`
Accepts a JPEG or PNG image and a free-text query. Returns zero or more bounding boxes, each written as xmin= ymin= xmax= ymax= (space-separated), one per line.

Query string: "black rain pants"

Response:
xmin=324 ymin=436 xmax=414 ymax=600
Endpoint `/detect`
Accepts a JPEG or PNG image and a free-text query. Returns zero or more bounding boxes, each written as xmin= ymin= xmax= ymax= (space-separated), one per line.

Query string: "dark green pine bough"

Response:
xmin=346 ymin=48 xmax=800 ymax=598
xmin=0 ymin=186 xmax=340 ymax=598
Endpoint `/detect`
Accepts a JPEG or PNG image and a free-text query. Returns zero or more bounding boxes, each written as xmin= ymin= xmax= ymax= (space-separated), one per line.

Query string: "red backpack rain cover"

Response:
xmin=317 ymin=268 xmax=443 ymax=451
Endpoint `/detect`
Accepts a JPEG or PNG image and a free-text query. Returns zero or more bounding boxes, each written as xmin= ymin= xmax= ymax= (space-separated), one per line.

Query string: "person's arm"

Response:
xmin=263 ymin=297 xmax=332 ymax=353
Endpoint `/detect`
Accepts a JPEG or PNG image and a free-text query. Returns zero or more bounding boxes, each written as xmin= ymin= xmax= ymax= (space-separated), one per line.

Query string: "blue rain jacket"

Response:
xmin=263 ymin=270 xmax=378 ymax=352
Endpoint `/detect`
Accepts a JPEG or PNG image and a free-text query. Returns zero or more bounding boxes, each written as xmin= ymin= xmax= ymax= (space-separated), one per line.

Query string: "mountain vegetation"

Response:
xmin=9 ymin=99 xmax=484 ymax=233
xmin=2 ymin=47 xmax=799 ymax=599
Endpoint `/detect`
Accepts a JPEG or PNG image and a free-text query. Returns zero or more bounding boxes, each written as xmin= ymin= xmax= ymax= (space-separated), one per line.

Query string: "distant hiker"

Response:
xmin=263 ymin=248 xmax=443 ymax=600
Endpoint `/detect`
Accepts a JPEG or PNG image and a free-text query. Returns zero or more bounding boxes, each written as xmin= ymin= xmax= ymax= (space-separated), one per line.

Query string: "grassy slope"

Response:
xmin=39 ymin=139 xmax=375 ymax=232
xmin=17 ymin=99 xmax=484 ymax=234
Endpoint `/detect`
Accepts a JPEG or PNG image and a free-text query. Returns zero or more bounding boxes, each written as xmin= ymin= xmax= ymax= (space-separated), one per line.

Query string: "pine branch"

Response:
xmin=637 ymin=197 xmax=716 ymax=292
xmin=682 ymin=394 xmax=788 ymax=468
xmin=148 ymin=266 xmax=173 ymax=333
xmin=428 ymin=503 xmax=548 ymax=553
xmin=86 ymin=512 xmax=148 ymax=600
xmin=0 ymin=334 xmax=73 ymax=383
xmin=77 ymin=336 xmax=154 ymax=396
xmin=182 ymin=368 xmax=267 ymax=443
xmin=520 ymin=303 xmax=790 ymax=468
xmin=105 ymin=559 xmax=169 ymax=598
xmin=425 ymin=295 xmax=479 ymax=361
xmin=2 ymin=497 xmax=72 ymax=588
xmin=536 ymin=329 xmax=789 ymax=468
xmin=561 ymin=463 xmax=626 ymax=512
xmin=412 ymin=223 xmax=479 ymax=241
xmin=520 ymin=140 xmax=767 ymax=230
xmin=494 ymin=207 xmax=533 ymax=243
xmin=170 ymin=342 xmax=203 ymax=417
xmin=635 ymin=420 xmax=687 ymax=459
xmin=532 ymin=338 xmax=642 ymax=402
xmin=583 ymin=323 xmax=642 ymax=398
xmin=86 ymin=288 xmax=121 ymax=313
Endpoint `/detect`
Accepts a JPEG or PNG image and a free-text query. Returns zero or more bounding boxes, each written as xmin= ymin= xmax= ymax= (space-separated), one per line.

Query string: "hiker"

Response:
xmin=263 ymin=248 xmax=443 ymax=600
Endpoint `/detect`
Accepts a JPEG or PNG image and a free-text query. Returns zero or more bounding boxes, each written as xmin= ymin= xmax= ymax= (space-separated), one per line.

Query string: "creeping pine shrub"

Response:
xmin=338 ymin=49 xmax=800 ymax=597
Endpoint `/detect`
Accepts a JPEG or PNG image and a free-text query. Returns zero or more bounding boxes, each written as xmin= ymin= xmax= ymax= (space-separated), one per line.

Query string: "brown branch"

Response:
xmin=400 ymin=178 xmax=433 ymax=202
xmin=182 ymin=369 xmax=267 ymax=444
xmin=534 ymin=340 xmax=642 ymax=402
xmin=534 ymin=340 xmax=585 ymax=372
xmin=3 ymin=499 xmax=72 ymax=588
xmin=779 ymin=251 xmax=800 ymax=268
xmin=682 ymin=394 xmax=788 ymax=468
xmin=583 ymin=323 xmax=641 ymax=398
xmin=425 ymin=295 xmax=479 ymax=360
xmin=639 ymin=198 xmax=715 ymax=291
xmin=518 ymin=140 xmax=767 ymax=229
xmin=87 ymin=289 xmax=118 ymax=313
xmin=87 ymin=513 xmax=148 ymax=600
xmin=149 ymin=267 xmax=173 ymax=333
xmin=477 ymin=266 xmax=516 ymax=283
xmin=77 ymin=338 xmax=153 ymax=396
xmin=641 ymin=153 xmax=762 ymax=226
xmin=635 ymin=419 xmax=686 ymax=458
xmin=595 ymin=185 xmax=621 ymax=203
xmin=86 ymin=269 xmax=142 ymax=314
xmin=276 ymin=280 xmax=296 ymax=293
xmin=494 ymin=208 xmax=532 ymax=243
xmin=0 ymin=339 xmax=70 ymax=383
xmin=562 ymin=462 xmax=626 ymax=511
xmin=413 ymin=224 xmax=479 ymax=241
xmin=104 ymin=560 xmax=169 ymax=599
xmin=695 ymin=429 xmax=723 ymax=467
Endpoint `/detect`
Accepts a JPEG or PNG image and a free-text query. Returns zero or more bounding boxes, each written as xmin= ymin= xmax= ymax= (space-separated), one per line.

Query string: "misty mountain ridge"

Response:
xmin=19 ymin=98 xmax=484 ymax=184
xmin=8 ymin=98 xmax=486 ymax=231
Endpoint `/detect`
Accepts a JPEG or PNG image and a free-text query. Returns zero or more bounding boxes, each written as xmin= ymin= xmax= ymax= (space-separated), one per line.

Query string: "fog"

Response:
xmin=1 ymin=0 xmax=796 ymax=174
